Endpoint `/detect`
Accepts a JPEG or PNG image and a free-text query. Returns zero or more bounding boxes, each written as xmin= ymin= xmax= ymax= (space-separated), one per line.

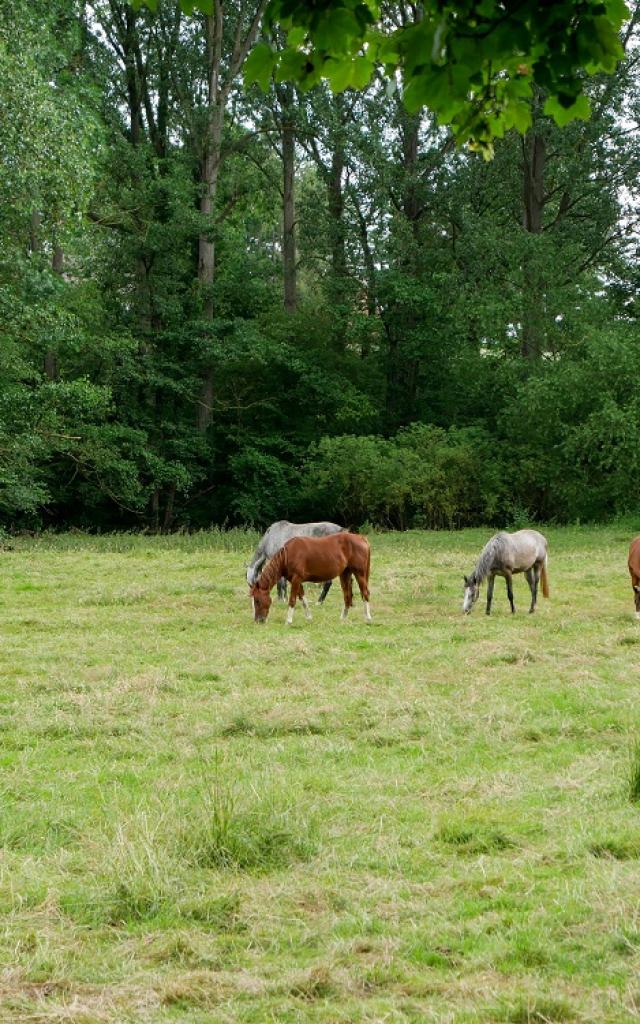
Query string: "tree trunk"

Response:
xmin=401 ymin=109 xmax=421 ymax=238
xmin=328 ymin=147 xmax=346 ymax=287
xmin=150 ymin=488 xmax=160 ymax=531
xmin=353 ymin=195 xmax=376 ymax=356
xmin=521 ymin=131 xmax=546 ymax=359
xmin=197 ymin=8 xmax=224 ymax=431
xmin=163 ymin=483 xmax=176 ymax=532
xmin=45 ymin=243 xmax=64 ymax=380
xmin=29 ymin=209 xmax=41 ymax=254
xmin=196 ymin=1 xmax=267 ymax=429
xmin=386 ymin=105 xmax=422 ymax=425
xmin=282 ymin=101 xmax=297 ymax=313
xmin=124 ymin=7 xmax=142 ymax=145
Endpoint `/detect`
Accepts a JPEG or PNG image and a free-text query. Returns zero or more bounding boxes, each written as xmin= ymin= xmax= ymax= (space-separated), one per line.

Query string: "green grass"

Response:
xmin=1 ymin=524 xmax=640 ymax=1022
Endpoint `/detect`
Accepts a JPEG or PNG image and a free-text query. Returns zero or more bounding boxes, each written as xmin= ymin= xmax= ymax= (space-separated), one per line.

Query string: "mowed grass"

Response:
xmin=1 ymin=525 xmax=640 ymax=1023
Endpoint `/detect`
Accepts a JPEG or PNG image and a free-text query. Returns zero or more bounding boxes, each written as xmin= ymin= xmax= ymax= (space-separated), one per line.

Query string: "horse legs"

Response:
xmin=317 ymin=580 xmax=332 ymax=604
xmin=633 ymin=573 xmax=640 ymax=619
xmin=504 ymin=570 xmax=515 ymax=614
xmin=526 ymin=566 xmax=539 ymax=613
xmin=299 ymin=584 xmax=313 ymax=621
xmin=354 ymin=569 xmax=372 ymax=622
xmin=277 ymin=577 xmax=288 ymax=602
xmin=339 ymin=570 xmax=353 ymax=620
xmin=486 ymin=574 xmax=495 ymax=615
xmin=287 ymin=578 xmax=301 ymax=625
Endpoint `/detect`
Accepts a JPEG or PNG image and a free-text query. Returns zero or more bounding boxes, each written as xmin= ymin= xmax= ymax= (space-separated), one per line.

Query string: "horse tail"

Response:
xmin=541 ymin=555 xmax=549 ymax=598
xmin=365 ymin=538 xmax=371 ymax=583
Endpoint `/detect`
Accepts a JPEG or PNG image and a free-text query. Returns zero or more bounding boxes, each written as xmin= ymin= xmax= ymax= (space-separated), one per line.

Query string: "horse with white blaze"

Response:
xmin=246 ymin=520 xmax=344 ymax=602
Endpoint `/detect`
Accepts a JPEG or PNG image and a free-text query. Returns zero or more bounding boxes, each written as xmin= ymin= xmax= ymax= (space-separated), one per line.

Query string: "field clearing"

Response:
xmin=1 ymin=526 xmax=640 ymax=1023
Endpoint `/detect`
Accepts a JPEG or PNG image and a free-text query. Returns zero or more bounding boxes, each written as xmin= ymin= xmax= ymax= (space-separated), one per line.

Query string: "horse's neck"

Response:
xmin=474 ymin=558 xmax=489 ymax=584
xmin=475 ymin=538 xmax=502 ymax=582
xmin=259 ymin=549 xmax=285 ymax=591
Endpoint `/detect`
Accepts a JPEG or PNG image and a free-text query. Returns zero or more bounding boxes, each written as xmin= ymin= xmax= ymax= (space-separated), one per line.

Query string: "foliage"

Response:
xmin=248 ymin=0 xmax=630 ymax=154
xmin=135 ymin=0 xmax=629 ymax=152
xmin=302 ymin=424 xmax=505 ymax=528
xmin=2 ymin=0 xmax=639 ymax=531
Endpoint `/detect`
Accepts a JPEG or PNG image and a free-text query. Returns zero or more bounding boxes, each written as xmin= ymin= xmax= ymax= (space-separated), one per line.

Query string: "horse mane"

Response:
xmin=473 ymin=533 xmax=509 ymax=584
xmin=257 ymin=547 xmax=287 ymax=592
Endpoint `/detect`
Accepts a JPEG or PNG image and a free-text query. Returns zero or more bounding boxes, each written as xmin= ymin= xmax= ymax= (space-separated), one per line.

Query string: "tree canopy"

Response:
xmin=134 ymin=0 xmax=630 ymax=154
xmin=1 ymin=0 xmax=639 ymax=531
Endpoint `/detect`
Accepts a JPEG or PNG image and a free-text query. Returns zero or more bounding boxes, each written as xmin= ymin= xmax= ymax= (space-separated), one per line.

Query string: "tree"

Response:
xmin=242 ymin=0 xmax=630 ymax=154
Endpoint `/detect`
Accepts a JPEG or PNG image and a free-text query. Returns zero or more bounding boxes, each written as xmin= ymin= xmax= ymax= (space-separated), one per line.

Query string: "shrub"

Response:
xmin=301 ymin=424 xmax=506 ymax=528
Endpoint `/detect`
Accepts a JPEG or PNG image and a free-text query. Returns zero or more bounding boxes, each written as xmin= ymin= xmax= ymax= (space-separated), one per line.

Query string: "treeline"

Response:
xmin=1 ymin=0 xmax=640 ymax=532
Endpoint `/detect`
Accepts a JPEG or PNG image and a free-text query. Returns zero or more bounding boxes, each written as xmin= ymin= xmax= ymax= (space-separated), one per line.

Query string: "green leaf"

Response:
xmin=325 ymin=57 xmax=354 ymax=92
xmin=314 ymin=8 xmax=363 ymax=55
xmin=605 ymin=0 xmax=630 ymax=28
xmin=287 ymin=26 xmax=306 ymax=48
xmin=503 ymin=97 xmax=532 ymax=133
xmin=544 ymin=92 xmax=591 ymax=126
xmin=351 ymin=55 xmax=374 ymax=89
xmin=244 ymin=43 xmax=275 ymax=91
xmin=274 ymin=48 xmax=307 ymax=83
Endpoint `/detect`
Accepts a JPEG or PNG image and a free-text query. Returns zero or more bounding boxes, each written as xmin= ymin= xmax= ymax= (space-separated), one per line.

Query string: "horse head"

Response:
xmin=251 ymin=584 xmax=272 ymax=623
xmin=462 ymin=574 xmax=480 ymax=614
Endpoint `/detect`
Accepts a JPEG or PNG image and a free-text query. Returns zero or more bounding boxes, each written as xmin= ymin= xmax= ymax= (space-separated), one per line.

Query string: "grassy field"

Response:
xmin=1 ymin=525 xmax=640 ymax=1023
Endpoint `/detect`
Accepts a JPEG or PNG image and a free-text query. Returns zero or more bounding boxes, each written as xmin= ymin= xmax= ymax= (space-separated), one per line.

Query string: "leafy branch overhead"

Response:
xmin=134 ymin=0 xmax=629 ymax=154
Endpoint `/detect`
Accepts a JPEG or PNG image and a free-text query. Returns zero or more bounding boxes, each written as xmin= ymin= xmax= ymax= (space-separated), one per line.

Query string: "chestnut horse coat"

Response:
xmin=278 ymin=532 xmax=370 ymax=584
xmin=251 ymin=532 xmax=372 ymax=624
xmin=628 ymin=536 xmax=640 ymax=617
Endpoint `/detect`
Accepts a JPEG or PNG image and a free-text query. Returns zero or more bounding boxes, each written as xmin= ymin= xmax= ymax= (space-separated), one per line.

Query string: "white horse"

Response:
xmin=246 ymin=520 xmax=344 ymax=602
xmin=463 ymin=529 xmax=549 ymax=615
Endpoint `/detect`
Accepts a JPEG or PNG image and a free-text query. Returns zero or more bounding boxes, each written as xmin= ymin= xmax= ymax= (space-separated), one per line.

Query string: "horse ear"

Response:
xmin=463 ymin=575 xmax=469 ymax=586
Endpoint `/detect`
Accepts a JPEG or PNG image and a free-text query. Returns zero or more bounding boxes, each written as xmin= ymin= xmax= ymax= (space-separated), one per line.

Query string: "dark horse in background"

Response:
xmin=251 ymin=533 xmax=372 ymax=625
xmin=246 ymin=520 xmax=344 ymax=602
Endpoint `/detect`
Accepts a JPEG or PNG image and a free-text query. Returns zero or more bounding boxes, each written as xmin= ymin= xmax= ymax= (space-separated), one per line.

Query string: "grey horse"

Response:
xmin=463 ymin=529 xmax=549 ymax=615
xmin=246 ymin=520 xmax=344 ymax=602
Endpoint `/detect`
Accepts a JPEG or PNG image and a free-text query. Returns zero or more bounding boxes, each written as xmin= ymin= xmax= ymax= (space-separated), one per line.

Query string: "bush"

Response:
xmin=301 ymin=424 xmax=506 ymax=529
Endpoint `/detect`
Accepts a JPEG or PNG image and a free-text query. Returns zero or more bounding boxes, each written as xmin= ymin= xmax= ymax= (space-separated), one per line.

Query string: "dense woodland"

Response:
xmin=2 ymin=0 xmax=640 ymax=532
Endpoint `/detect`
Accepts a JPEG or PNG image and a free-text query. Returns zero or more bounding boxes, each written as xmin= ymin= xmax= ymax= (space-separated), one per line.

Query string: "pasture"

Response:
xmin=1 ymin=526 xmax=640 ymax=1023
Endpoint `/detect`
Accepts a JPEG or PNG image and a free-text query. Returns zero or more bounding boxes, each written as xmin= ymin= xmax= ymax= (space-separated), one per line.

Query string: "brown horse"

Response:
xmin=250 ymin=532 xmax=372 ymax=625
xmin=628 ymin=537 xmax=640 ymax=619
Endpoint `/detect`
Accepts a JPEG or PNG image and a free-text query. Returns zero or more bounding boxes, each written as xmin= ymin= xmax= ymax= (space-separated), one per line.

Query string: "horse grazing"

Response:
xmin=246 ymin=520 xmax=344 ymax=603
xmin=628 ymin=537 xmax=640 ymax=619
xmin=463 ymin=529 xmax=549 ymax=615
xmin=250 ymin=533 xmax=372 ymax=625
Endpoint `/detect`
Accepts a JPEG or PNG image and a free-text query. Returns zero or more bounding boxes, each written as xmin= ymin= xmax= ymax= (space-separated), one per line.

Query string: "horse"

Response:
xmin=463 ymin=529 xmax=549 ymax=615
xmin=246 ymin=520 xmax=344 ymax=603
xmin=628 ymin=537 xmax=640 ymax=619
xmin=250 ymin=532 xmax=372 ymax=625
